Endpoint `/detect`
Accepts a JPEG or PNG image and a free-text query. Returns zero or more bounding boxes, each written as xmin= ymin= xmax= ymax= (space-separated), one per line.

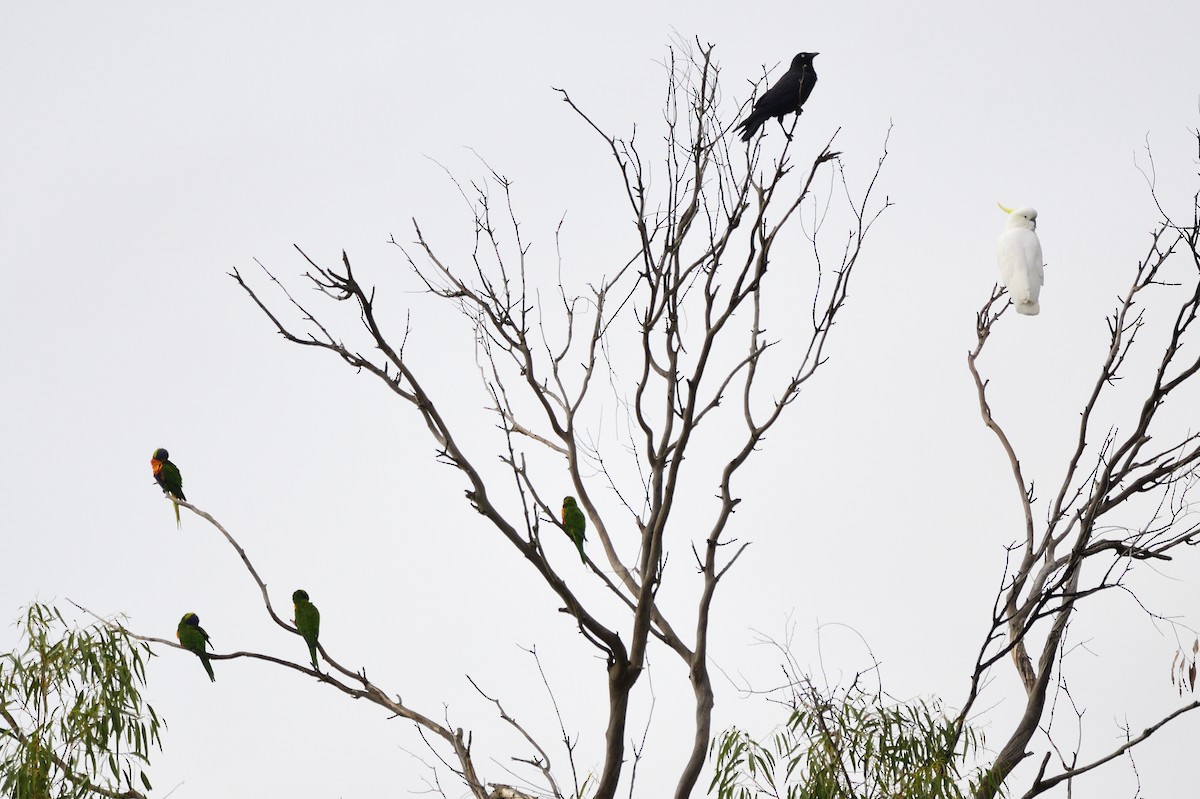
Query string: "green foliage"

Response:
xmin=0 ymin=604 xmax=162 ymax=799
xmin=709 ymin=682 xmax=986 ymax=799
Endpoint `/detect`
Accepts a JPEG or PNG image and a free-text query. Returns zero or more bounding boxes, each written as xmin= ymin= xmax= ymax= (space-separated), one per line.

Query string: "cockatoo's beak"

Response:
xmin=997 ymin=202 xmax=1014 ymax=214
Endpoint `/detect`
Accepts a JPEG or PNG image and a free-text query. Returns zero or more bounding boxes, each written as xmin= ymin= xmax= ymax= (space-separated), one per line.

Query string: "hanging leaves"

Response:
xmin=708 ymin=683 xmax=983 ymax=799
xmin=0 ymin=603 xmax=162 ymax=799
xmin=1169 ymin=639 xmax=1200 ymax=695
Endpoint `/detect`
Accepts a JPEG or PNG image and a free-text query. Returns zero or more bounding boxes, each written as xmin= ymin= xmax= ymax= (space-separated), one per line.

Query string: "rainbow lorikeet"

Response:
xmin=561 ymin=496 xmax=587 ymax=563
xmin=176 ymin=612 xmax=215 ymax=682
xmin=292 ymin=589 xmax=321 ymax=671
xmin=150 ymin=448 xmax=186 ymax=528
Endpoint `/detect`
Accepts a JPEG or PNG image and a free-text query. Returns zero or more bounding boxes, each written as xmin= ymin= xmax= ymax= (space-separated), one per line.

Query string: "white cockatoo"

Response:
xmin=996 ymin=203 xmax=1044 ymax=315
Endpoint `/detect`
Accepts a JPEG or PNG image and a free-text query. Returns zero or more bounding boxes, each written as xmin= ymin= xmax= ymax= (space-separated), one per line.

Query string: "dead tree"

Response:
xmin=961 ymin=150 xmax=1200 ymax=797
xmin=221 ymin=42 xmax=890 ymax=799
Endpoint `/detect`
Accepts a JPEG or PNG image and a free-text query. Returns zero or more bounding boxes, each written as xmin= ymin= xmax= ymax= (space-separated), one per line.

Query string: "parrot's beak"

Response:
xmin=997 ymin=202 xmax=1014 ymax=214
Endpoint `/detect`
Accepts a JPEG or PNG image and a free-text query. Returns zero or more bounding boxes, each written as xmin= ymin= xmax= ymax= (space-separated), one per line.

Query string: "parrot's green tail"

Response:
xmin=201 ymin=654 xmax=215 ymax=682
xmin=173 ymin=499 xmax=181 ymax=529
xmin=307 ymin=642 xmax=319 ymax=671
xmin=575 ymin=538 xmax=585 ymax=563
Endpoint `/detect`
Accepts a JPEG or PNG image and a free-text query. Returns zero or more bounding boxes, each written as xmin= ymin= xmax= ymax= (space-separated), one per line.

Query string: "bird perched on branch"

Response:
xmin=561 ymin=496 xmax=587 ymax=563
xmin=150 ymin=448 xmax=186 ymax=528
xmin=293 ymin=589 xmax=321 ymax=672
xmin=176 ymin=612 xmax=215 ymax=682
xmin=996 ymin=204 xmax=1045 ymax=315
xmin=735 ymin=52 xmax=819 ymax=142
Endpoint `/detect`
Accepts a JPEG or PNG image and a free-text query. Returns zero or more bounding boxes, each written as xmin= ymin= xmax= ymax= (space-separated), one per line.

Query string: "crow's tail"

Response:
xmin=735 ymin=115 xmax=762 ymax=142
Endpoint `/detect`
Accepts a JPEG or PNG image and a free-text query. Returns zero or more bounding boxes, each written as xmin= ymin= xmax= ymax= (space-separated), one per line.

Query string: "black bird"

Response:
xmin=735 ymin=52 xmax=819 ymax=142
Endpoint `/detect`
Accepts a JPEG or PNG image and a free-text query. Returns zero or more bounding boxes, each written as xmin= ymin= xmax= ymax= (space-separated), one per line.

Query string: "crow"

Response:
xmin=735 ymin=52 xmax=819 ymax=142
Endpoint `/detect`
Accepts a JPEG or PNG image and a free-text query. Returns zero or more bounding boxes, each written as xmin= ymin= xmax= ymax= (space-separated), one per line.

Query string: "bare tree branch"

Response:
xmin=961 ymin=169 xmax=1200 ymax=797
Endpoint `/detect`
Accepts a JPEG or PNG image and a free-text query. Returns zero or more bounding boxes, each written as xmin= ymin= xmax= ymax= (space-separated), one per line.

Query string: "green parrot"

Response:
xmin=292 ymin=589 xmax=321 ymax=671
xmin=561 ymin=496 xmax=587 ymax=563
xmin=176 ymin=612 xmax=215 ymax=682
xmin=151 ymin=448 xmax=186 ymax=528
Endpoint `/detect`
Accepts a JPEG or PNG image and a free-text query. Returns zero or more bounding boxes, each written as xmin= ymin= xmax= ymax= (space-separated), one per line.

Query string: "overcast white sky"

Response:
xmin=3 ymin=2 xmax=1200 ymax=797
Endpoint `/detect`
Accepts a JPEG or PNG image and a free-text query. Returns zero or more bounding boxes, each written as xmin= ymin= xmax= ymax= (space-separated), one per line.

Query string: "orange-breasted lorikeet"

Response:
xmin=293 ymin=589 xmax=321 ymax=671
xmin=176 ymin=612 xmax=214 ymax=682
xmin=150 ymin=448 xmax=186 ymax=528
xmin=561 ymin=496 xmax=587 ymax=563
